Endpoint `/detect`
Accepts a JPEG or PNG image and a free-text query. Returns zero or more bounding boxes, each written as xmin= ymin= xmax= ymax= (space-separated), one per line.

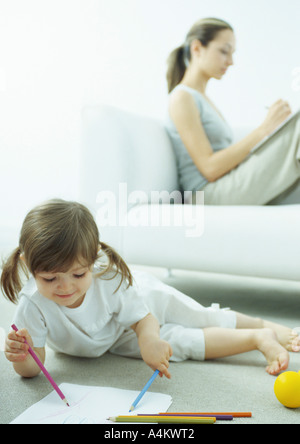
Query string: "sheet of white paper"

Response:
xmin=251 ymin=109 xmax=300 ymax=153
xmin=10 ymin=383 xmax=173 ymax=424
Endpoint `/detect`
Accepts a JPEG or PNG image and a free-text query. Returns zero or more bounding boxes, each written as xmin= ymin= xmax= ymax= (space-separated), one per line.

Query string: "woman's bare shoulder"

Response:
xmin=169 ymin=87 xmax=194 ymax=106
xmin=169 ymin=87 xmax=199 ymax=120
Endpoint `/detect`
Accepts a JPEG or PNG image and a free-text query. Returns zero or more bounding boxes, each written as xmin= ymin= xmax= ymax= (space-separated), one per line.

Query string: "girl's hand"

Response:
xmin=262 ymin=99 xmax=292 ymax=136
xmin=5 ymin=328 xmax=33 ymax=363
xmin=139 ymin=337 xmax=173 ymax=379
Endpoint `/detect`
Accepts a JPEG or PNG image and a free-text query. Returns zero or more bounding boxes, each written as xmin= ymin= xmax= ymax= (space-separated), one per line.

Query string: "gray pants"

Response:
xmin=202 ymin=113 xmax=300 ymax=205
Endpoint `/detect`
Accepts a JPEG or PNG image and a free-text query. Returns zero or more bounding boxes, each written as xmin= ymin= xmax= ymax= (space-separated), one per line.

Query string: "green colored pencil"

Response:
xmin=108 ymin=415 xmax=216 ymax=424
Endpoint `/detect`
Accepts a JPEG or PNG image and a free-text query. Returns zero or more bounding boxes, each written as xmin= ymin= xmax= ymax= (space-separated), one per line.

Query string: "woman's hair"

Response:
xmin=166 ymin=18 xmax=233 ymax=93
xmin=0 ymin=199 xmax=133 ymax=303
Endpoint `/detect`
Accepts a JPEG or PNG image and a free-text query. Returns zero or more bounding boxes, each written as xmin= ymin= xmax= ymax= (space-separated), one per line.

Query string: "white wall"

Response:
xmin=0 ymin=0 xmax=299 ymax=249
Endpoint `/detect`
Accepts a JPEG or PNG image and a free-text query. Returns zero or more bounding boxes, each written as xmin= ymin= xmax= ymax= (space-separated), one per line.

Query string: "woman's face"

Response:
xmin=192 ymin=29 xmax=236 ymax=80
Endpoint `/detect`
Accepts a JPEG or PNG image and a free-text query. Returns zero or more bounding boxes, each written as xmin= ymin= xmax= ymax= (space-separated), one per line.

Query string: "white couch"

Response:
xmin=80 ymin=104 xmax=300 ymax=284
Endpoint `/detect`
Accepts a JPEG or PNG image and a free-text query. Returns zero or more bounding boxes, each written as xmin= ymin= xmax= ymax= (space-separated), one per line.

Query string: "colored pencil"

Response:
xmin=139 ymin=413 xmax=233 ymax=421
xmin=159 ymin=412 xmax=252 ymax=418
xmin=129 ymin=369 xmax=160 ymax=412
xmin=109 ymin=415 xmax=216 ymax=424
xmin=11 ymin=324 xmax=70 ymax=407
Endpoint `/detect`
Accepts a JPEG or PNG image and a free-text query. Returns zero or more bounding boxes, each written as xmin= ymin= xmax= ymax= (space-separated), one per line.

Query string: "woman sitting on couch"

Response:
xmin=166 ymin=18 xmax=300 ymax=205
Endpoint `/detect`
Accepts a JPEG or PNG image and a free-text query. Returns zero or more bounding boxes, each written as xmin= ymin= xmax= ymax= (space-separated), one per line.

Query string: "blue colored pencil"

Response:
xmin=129 ymin=369 xmax=160 ymax=412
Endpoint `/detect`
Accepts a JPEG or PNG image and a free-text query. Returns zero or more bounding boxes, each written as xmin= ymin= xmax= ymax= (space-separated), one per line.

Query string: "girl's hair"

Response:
xmin=166 ymin=18 xmax=233 ymax=93
xmin=0 ymin=199 xmax=133 ymax=303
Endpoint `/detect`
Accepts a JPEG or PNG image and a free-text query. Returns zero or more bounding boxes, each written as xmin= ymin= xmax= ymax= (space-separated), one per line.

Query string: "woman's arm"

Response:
xmin=131 ymin=314 xmax=173 ymax=379
xmin=169 ymin=90 xmax=292 ymax=183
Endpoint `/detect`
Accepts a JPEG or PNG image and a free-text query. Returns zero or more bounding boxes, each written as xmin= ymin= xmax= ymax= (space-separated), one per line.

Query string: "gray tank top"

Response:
xmin=165 ymin=84 xmax=234 ymax=192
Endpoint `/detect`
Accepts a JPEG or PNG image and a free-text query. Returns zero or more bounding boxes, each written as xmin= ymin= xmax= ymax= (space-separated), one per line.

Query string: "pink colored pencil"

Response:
xmin=11 ymin=324 xmax=70 ymax=407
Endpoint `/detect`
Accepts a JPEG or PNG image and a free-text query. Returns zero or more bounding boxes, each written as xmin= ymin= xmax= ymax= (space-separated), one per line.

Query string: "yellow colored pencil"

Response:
xmin=108 ymin=415 xmax=216 ymax=424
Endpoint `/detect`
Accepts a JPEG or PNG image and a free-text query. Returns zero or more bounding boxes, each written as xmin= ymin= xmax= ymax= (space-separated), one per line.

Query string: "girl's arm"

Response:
xmin=5 ymin=328 xmax=45 ymax=378
xmin=169 ymin=90 xmax=292 ymax=183
xmin=131 ymin=314 xmax=173 ymax=379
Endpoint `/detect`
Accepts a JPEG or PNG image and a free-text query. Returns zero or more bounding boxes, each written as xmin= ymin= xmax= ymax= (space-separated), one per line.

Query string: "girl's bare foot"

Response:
xmin=256 ymin=328 xmax=290 ymax=376
xmin=262 ymin=321 xmax=300 ymax=352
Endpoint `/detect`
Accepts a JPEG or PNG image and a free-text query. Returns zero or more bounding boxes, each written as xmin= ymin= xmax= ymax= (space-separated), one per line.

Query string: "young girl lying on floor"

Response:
xmin=1 ymin=199 xmax=300 ymax=379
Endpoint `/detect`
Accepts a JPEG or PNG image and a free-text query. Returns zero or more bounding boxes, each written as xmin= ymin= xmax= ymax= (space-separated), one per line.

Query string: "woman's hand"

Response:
xmin=261 ymin=99 xmax=292 ymax=136
xmin=139 ymin=336 xmax=173 ymax=379
xmin=5 ymin=328 xmax=32 ymax=363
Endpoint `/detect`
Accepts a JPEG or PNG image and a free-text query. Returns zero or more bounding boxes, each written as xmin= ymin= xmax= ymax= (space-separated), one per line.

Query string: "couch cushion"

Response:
xmin=117 ymin=204 xmax=300 ymax=281
xmin=81 ymin=105 xmax=179 ymax=211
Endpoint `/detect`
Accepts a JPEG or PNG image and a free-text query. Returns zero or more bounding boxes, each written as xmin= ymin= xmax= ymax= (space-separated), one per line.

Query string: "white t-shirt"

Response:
xmin=12 ymin=269 xmax=151 ymax=358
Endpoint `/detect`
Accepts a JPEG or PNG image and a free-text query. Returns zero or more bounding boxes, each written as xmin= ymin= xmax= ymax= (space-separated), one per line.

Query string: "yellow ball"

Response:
xmin=274 ymin=371 xmax=300 ymax=409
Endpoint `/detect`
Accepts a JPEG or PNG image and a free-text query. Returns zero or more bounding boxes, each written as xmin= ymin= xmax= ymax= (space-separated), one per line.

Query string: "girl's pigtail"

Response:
xmin=0 ymin=248 xmax=28 ymax=304
xmin=98 ymin=242 xmax=133 ymax=293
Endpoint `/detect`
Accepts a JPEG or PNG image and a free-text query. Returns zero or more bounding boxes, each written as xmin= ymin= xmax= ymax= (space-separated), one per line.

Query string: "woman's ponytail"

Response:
xmin=0 ymin=247 xmax=28 ymax=304
xmin=166 ymin=45 xmax=187 ymax=93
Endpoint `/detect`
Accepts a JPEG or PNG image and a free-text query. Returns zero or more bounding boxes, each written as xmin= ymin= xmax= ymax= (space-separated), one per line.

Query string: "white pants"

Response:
xmin=109 ymin=272 xmax=237 ymax=362
xmin=202 ymin=113 xmax=300 ymax=205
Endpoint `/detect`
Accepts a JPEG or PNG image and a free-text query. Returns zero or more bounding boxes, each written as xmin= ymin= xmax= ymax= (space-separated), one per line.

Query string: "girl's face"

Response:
xmin=35 ymin=262 xmax=93 ymax=309
xmin=192 ymin=29 xmax=236 ymax=80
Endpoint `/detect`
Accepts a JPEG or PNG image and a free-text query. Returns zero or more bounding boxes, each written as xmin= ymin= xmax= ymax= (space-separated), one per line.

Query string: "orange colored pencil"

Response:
xmin=159 ymin=412 xmax=252 ymax=418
